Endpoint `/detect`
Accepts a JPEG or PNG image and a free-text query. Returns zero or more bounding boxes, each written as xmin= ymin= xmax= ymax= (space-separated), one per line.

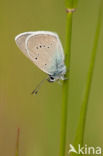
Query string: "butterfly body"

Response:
xmin=15 ymin=31 xmax=66 ymax=82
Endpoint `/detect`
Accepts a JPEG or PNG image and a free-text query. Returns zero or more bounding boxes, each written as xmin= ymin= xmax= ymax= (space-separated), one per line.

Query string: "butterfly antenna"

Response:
xmin=31 ymin=76 xmax=49 ymax=95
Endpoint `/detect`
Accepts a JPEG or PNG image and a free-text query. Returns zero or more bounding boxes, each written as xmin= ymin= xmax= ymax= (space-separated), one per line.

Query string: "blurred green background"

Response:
xmin=0 ymin=0 xmax=103 ymax=155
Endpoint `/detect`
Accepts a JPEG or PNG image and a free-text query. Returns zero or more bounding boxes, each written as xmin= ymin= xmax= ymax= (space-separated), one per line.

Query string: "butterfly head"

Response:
xmin=48 ymin=74 xmax=65 ymax=82
xmin=47 ymin=75 xmax=55 ymax=82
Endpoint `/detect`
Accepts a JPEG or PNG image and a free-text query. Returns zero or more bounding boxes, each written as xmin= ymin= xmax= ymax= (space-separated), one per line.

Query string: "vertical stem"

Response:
xmin=59 ymin=10 xmax=73 ymax=156
xmin=16 ymin=128 xmax=20 ymax=156
xmin=72 ymin=0 xmax=103 ymax=154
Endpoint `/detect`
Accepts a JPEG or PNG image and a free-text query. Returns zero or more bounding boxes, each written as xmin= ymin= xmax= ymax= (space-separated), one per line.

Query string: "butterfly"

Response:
xmin=15 ymin=31 xmax=66 ymax=94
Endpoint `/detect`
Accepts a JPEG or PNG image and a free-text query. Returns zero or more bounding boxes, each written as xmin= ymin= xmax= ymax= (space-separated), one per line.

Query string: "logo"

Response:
xmin=68 ymin=144 xmax=102 ymax=155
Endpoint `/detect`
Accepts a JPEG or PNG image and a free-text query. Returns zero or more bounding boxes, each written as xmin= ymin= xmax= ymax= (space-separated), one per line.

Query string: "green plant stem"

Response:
xmin=71 ymin=1 xmax=103 ymax=155
xmin=16 ymin=128 xmax=20 ymax=156
xmin=59 ymin=10 xmax=73 ymax=156
xmin=59 ymin=1 xmax=78 ymax=156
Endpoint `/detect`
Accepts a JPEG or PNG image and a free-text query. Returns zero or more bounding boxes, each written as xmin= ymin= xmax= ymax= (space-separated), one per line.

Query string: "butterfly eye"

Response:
xmin=50 ymin=76 xmax=54 ymax=80
xmin=40 ymin=45 xmax=42 ymax=48
xmin=48 ymin=76 xmax=55 ymax=83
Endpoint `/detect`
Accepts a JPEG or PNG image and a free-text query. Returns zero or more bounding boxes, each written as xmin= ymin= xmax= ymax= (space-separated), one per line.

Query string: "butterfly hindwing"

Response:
xmin=15 ymin=32 xmax=33 ymax=58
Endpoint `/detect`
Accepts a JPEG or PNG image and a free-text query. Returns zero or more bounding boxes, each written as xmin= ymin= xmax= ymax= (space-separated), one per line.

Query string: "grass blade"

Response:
xmin=70 ymin=1 xmax=103 ymax=155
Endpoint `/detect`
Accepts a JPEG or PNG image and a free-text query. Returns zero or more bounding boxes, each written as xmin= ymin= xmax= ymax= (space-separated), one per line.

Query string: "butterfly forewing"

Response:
xmin=26 ymin=34 xmax=60 ymax=75
xmin=15 ymin=31 xmax=65 ymax=76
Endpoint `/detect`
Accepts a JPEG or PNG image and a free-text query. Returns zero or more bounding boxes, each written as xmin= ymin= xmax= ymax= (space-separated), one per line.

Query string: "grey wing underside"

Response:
xmin=15 ymin=32 xmax=33 ymax=59
xmin=15 ymin=31 xmax=65 ymax=75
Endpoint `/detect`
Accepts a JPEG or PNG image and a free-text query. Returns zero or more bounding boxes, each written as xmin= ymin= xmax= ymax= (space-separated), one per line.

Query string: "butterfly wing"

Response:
xmin=15 ymin=32 xmax=33 ymax=58
xmin=26 ymin=31 xmax=65 ymax=75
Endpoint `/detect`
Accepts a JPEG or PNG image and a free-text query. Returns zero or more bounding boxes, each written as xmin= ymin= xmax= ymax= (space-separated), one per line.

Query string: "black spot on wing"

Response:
xmin=35 ymin=44 xmax=52 ymax=50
